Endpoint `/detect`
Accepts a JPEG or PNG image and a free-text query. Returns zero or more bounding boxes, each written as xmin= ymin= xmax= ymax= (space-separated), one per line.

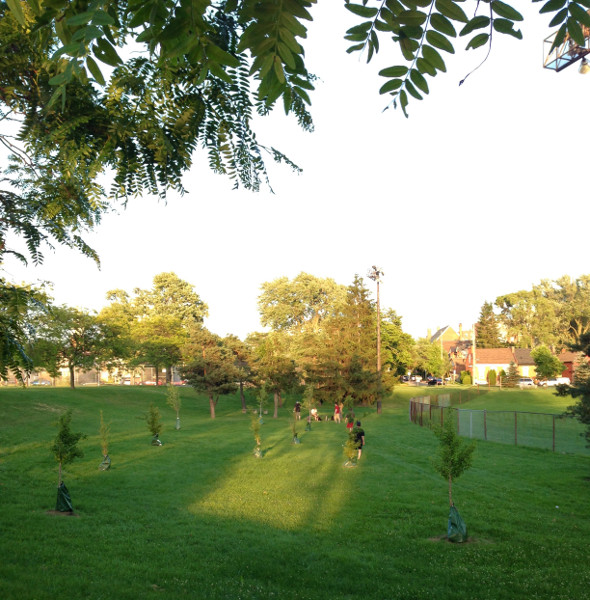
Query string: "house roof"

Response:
xmin=559 ymin=351 xmax=584 ymax=364
xmin=513 ymin=348 xmax=535 ymax=366
xmin=475 ymin=348 xmax=515 ymax=364
xmin=430 ymin=326 xmax=449 ymax=343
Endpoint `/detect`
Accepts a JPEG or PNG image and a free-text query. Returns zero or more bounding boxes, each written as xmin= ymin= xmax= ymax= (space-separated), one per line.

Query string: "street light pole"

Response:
xmin=368 ymin=266 xmax=384 ymax=414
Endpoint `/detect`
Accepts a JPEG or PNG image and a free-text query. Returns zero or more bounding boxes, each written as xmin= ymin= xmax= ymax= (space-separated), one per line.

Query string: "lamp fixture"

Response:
xmin=579 ymin=58 xmax=590 ymax=74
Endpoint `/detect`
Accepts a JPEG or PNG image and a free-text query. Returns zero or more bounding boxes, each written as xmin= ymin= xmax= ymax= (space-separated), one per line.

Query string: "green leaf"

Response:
xmin=86 ymin=56 xmax=106 ymax=85
xmin=465 ymin=33 xmax=490 ymax=50
xmin=273 ymin=57 xmax=286 ymax=84
xmin=405 ymin=80 xmax=422 ymax=100
xmin=426 ymin=30 xmax=456 ymax=53
xmin=52 ymin=42 xmax=81 ymax=59
xmin=569 ymin=3 xmax=590 ymax=27
xmin=399 ymin=90 xmax=409 ymax=117
xmin=410 ymin=68 xmax=429 ymax=93
xmin=379 ymin=78 xmax=404 ymax=94
xmin=398 ymin=10 xmax=427 ymax=26
xmin=345 ymin=32 xmax=370 ymax=42
xmin=94 ymin=38 xmax=122 ymax=67
xmin=91 ymin=10 xmax=116 ymax=26
xmin=66 ymin=10 xmax=95 ymax=26
xmin=422 ymin=44 xmax=446 ymax=71
xmin=539 ymin=0 xmax=567 ymax=13
xmin=549 ymin=8 xmax=568 ymax=27
xmin=346 ymin=22 xmax=373 ymax=35
xmin=459 ymin=15 xmax=490 ymax=36
xmin=379 ymin=65 xmax=409 ymax=77
xmin=6 ymin=0 xmax=26 ymax=27
xmin=403 ymin=0 xmax=433 ymax=6
xmin=345 ymin=4 xmax=379 ymax=18
xmin=491 ymin=0 xmax=524 ymax=21
xmin=550 ymin=23 xmax=567 ymax=51
xmin=435 ymin=0 xmax=469 ymax=23
xmin=206 ymin=43 xmax=241 ymax=68
xmin=386 ymin=0 xmax=405 ymax=14
xmin=375 ymin=19 xmax=395 ymax=32
xmin=346 ymin=43 xmax=366 ymax=54
xmin=417 ymin=57 xmax=437 ymax=76
xmin=277 ymin=42 xmax=296 ymax=69
xmin=400 ymin=25 xmax=424 ymax=39
xmin=430 ymin=12 xmax=457 ymax=37
xmin=567 ymin=17 xmax=585 ymax=45
xmin=493 ymin=18 xmax=523 ymax=38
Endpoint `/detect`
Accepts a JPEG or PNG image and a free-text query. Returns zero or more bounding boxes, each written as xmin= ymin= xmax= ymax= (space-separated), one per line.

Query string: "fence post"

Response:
xmin=420 ymin=402 xmax=423 ymax=426
xmin=514 ymin=411 xmax=518 ymax=446
xmin=484 ymin=409 xmax=487 ymax=441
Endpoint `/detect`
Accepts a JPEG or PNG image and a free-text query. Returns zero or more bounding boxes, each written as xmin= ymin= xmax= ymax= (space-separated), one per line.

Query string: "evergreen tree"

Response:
xmin=563 ymin=361 xmax=590 ymax=447
xmin=476 ymin=302 xmax=501 ymax=348
xmin=504 ymin=362 xmax=520 ymax=388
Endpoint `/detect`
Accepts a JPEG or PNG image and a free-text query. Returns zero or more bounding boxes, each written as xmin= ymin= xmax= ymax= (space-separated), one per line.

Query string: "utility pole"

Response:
xmin=368 ymin=266 xmax=384 ymax=414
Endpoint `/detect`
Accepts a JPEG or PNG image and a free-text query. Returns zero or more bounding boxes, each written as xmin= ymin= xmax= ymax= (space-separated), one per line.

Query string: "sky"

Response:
xmin=4 ymin=3 xmax=590 ymax=341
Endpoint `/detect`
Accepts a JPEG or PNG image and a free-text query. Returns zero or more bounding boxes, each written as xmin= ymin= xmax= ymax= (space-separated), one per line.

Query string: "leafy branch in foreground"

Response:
xmin=345 ymin=0 xmax=525 ymax=116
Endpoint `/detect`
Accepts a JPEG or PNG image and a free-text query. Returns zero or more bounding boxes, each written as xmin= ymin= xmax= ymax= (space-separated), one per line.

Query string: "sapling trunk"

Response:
xmin=448 ymin=474 xmax=453 ymax=507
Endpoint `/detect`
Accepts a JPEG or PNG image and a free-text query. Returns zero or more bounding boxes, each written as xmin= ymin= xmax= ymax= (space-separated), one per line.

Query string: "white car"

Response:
xmin=518 ymin=377 xmax=536 ymax=388
xmin=539 ymin=377 xmax=570 ymax=387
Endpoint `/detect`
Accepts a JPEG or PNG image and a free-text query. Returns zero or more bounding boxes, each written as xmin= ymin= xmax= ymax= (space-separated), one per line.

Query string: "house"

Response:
xmin=558 ymin=351 xmax=589 ymax=382
xmin=512 ymin=348 xmax=537 ymax=378
xmin=469 ymin=348 xmax=515 ymax=382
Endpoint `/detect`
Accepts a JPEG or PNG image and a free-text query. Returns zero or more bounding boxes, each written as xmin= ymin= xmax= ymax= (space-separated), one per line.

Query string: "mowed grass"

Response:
xmin=1 ymin=386 xmax=589 ymax=600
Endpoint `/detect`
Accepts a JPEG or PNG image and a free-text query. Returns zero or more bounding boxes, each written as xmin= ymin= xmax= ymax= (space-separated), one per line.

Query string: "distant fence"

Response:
xmin=409 ymin=397 xmax=589 ymax=455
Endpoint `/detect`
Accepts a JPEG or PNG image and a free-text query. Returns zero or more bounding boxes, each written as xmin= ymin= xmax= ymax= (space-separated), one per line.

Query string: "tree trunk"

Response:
xmin=69 ymin=364 xmax=75 ymax=389
xmin=240 ymin=380 xmax=247 ymax=413
xmin=448 ymin=474 xmax=453 ymax=506
xmin=209 ymin=393 xmax=216 ymax=419
xmin=155 ymin=366 xmax=160 ymax=385
xmin=58 ymin=461 xmax=62 ymax=486
xmin=273 ymin=391 xmax=279 ymax=418
xmin=166 ymin=366 xmax=172 ymax=384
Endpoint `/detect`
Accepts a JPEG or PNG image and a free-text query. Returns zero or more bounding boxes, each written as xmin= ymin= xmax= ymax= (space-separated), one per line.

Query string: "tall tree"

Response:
xmin=131 ymin=315 xmax=185 ymax=384
xmin=531 ymin=345 xmax=564 ymax=381
xmin=564 ymin=360 xmax=590 ymax=448
xmin=476 ymin=301 xmax=501 ymax=348
xmin=248 ymin=331 xmax=299 ymax=419
xmin=134 ymin=273 xmax=208 ymax=329
xmin=258 ymin=272 xmax=347 ymax=334
xmin=32 ymin=306 xmax=108 ymax=388
xmin=182 ymin=327 xmax=239 ymax=418
xmin=381 ymin=309 xmax=415 ymax=377
xmin=224 ymin=334 xmax=255 ymax=413
xmin=0 ymin=280 xmax=45 ymax=382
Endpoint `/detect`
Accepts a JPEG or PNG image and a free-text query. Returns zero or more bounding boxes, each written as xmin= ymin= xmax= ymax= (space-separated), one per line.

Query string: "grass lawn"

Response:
xmin=1 ymin=386 xmax=589 ymax=599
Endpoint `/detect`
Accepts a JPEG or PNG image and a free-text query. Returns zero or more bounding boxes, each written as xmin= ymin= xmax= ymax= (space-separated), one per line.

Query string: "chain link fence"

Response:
xmin=409 ymin=396 xmax=589 ymax=455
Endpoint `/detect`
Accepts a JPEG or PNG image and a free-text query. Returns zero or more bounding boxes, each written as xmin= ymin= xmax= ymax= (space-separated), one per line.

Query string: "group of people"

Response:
xmin=292 ymin=400 xmax=365 ymax=460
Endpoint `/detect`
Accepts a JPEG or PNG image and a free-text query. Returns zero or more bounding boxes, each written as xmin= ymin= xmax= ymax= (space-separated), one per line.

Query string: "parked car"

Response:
xmin=518 ymin=377 xmax=536 ymax=388
xmin=31 ymin=379 xmax=51 ymax=386
xmin=539 ymin=377 xmax=570 ymax=387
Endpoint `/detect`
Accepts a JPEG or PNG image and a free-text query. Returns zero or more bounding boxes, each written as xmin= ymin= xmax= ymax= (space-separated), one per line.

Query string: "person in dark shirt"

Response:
xmin=353 ymin=420 xmax=365 ymax=460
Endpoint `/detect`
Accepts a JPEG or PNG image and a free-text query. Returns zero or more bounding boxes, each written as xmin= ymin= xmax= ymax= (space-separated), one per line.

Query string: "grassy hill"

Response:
xmin=1 ymin=386 xmax=589 ymax=599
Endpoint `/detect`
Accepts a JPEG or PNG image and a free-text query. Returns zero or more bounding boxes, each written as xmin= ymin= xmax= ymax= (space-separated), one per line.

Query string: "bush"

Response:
xmin=460 ymin=371 xmax=472 ymax=385
xmin=487 ymin=369 xmax=497 ymax=386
